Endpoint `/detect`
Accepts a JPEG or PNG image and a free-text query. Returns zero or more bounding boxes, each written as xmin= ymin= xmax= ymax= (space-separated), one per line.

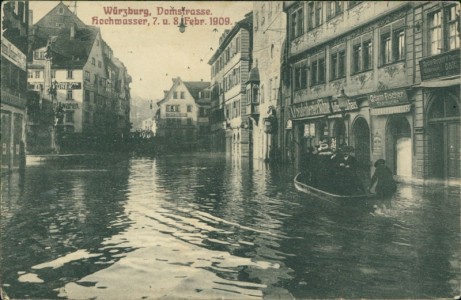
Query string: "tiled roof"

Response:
xmin=29 ymin=25 xmax=98 ymax=68
xmin=183 ymin=81 xmax=210 ymax=100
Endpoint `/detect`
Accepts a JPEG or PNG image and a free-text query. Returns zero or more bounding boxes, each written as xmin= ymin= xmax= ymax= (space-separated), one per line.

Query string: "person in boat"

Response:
xmin=328 ymin=146 xmax=343 ymax=194
xmin=304 ymin=146 xmax=316 ymax=182
xmin=335 ymin=145 xmax=364 ymax=195
xmin=369 ymin=159 xmax=396 ymax=199
xmin=315 ymin=142 xmax=334 ymax=191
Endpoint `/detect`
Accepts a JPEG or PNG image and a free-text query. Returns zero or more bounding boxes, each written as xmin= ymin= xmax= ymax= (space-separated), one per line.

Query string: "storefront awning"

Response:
xmin=416 ymin=76 xmax=460 ymax=88
xmin=371 ymin=104 xmax=411 ymax=116
xmin=292 ymin=115 xmax=327 ymax=121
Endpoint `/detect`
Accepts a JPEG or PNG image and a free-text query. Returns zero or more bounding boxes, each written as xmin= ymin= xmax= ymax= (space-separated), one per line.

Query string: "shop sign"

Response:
xmin=59 ymin=102 xmax=79 ymax=110
xmin=1 ymin=37 xmax=26 ymax=71
xmin=371 ymin=104 xmax=411 ymax=115
xmin=56 ymin=82 xmax=82 ymax=90
xmin=166 ymin=112 xmax=187 ymax=118
xmin=419 ymin=49 xmax=460 ymax=81
xmin=368 ymin=88 xmax=408 ymax=108
xmin=331 ymin=99 xmax=358 ymax=113
xmin=289 ymin=98 xmax=331 ymax=119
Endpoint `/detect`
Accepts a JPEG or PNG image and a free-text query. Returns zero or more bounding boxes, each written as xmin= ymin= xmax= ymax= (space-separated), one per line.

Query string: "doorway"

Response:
xmin=353 ymin=117 xmax=371 ymax=174
xmin=386 ymin=115 xmax=412 ymax=177
xmin=427 ymin=97 xmax=460 ymax=179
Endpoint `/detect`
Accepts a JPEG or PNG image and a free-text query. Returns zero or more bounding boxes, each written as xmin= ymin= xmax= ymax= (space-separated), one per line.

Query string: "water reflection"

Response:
xmin=1 ymin=153 xmax=460 ymax=299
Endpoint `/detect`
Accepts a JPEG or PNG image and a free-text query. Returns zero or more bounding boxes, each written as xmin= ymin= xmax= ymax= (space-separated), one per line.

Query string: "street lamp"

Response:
xmin=336 ymin=89 xmax=349 ymax=118
xmin=178 ymin=7 xmax=187 ymax=33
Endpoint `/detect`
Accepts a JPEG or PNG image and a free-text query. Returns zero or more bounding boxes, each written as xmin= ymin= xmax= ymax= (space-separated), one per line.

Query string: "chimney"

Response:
xmin=70 ymin=23 xmax=75 ymax=39
xmin=28 ymin=9 xmax=33 ymax=26
xmin=201 ymin=79 xmax=203 ymax=82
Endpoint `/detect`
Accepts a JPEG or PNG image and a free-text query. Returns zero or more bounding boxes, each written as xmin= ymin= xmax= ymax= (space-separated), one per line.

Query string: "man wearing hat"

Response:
xmin=313 ymin=141 xmax=334 ymax=190
xmin=335 ymin=145 xmax=364 ymax=195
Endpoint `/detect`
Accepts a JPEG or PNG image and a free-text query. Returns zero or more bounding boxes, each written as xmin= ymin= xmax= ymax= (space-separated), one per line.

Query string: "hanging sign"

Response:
xmin=55 ymin=82 xmax=82 ymax=90
xmin=331 ymin=99 xmax=358 ymax=113
xmin=1 ymin=37 xmax=26 ymax=71
xmin=59 ymin=101 xmax=80 ymax=110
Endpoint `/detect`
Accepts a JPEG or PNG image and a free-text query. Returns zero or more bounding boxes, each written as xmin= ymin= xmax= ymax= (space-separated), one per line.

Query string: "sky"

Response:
xmin=28 ymin=1 xmax=253 ymax=100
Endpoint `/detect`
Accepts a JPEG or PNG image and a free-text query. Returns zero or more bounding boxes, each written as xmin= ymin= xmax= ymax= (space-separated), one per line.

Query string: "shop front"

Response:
xmin=419 ymin=49 xmax=460 ymax=180
xmin=369 ymin=88 xmax=413 ymax=178
xmin=289 ymin=95 xmax=359 ymax=169
xmin=289 ymin=98 xmax=331 ymax=169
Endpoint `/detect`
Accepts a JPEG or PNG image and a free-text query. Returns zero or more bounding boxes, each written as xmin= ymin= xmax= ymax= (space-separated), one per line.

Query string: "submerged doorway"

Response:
xmin=427 ymin=96 xmax=460 ymax=179
xmin=353 ymin=117 xmax=371 ymax=175
xmin=386 ymin=115 xmax=412 ymax=177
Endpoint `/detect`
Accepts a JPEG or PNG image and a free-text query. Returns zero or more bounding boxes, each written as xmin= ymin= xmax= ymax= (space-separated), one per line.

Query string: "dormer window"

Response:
xmin=34 ymin=51 xmax=45 ymax=60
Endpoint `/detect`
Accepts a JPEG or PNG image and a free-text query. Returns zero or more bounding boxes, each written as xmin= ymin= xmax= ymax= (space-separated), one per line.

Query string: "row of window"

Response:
xmin=293 ymin=22 xmax=406 ymax=89
xmin=220 ymin=67 xmax=242 ymax=93
xmin=290 ymin=3 xmax=460 ymax=57
xmin=173 ymin=91 xmax=185 ymax=99
xmin=29 ymin=69 xmax=74 ymax=79
xmin=165 ymin=105 xmax=193 ymax=112
xmin=211 ymin=36 xmax=241 ymax=77
xmin=225 ymin=100 xmax=241 ymax=119
xmin=290 ymin=1 xmax=362 ymax=39
xmin=198 ymin=90 xmax=211 ymax=99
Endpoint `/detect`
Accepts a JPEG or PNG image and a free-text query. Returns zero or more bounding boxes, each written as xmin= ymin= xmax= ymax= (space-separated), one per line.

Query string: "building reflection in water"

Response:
xmin=1 ymin=158 xmax=133 ymax=299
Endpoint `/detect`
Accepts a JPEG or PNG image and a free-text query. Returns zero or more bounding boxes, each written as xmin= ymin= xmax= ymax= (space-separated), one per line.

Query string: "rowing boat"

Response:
xmin=294 ymin=172 xmax=376 ymax=201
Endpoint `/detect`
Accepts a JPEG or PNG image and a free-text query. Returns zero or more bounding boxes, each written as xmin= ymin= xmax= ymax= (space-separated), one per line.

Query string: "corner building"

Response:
xmin=27 ymin=2 xmax=131 ymax=153
xmin=283 ymin=1 xmax=460 ymax=182
xmin=246 ymin=2 xmax=286 ymax=162
xmin=1 ymin=1 xmax=28 ymax=172
xmin=208 ymin=13 xmax=252 ymax=157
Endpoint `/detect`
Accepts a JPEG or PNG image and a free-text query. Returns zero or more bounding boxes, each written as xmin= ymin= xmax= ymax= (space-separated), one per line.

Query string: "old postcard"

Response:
xmin=1 ymin=1 xmax=460 ymax=299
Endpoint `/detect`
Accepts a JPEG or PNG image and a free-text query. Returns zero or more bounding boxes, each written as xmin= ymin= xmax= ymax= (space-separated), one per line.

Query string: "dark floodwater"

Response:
xmin=1 ymin=153 xmax=460 ymax=299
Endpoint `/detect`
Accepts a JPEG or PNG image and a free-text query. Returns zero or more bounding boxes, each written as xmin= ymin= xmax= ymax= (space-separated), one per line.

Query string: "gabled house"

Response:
xmin=26 ymin=2 xmax=131 ymax=153
xmin=156 ymin=77 xmax=210 ymax=151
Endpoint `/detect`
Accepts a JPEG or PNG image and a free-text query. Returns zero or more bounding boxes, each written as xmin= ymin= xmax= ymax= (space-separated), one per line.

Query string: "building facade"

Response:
xmin=283 ymin=1 xmax=460 ymax=182
xmin=209 ymin=13 xmax=252 ymax=157
xmin=156 ymin=77 xmax=210 ymax=152
xmin=246 ymin=2 xmax=286 ymax=162
xmin=1 ymin=1 xmax=28 ymax=172
xmin=26 ymin=2 xmax=131 ymax=153
xmin=413 ymin=2 xmax=460 ymax=181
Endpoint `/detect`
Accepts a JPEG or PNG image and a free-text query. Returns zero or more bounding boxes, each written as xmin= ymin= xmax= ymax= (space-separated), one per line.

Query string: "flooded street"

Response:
xmin=1 ymin=154 xmax=460 ymax=299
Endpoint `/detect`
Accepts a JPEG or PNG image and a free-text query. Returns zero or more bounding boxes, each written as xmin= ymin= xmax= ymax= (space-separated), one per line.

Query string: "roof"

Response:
xmin=183 ymin=81 xmax=210 ymax=100
xmin=208 ymin=12 xmax=252 ymax=65
xmin=35 ymin=2 xmax=86 ymax=29
xmin=157 ymin=78 xmax=210 ymax=106
xmin=247 ymin=66 xmax=260 ymax=83
xmin=28 ymin=1 xmax=99 ymax=68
